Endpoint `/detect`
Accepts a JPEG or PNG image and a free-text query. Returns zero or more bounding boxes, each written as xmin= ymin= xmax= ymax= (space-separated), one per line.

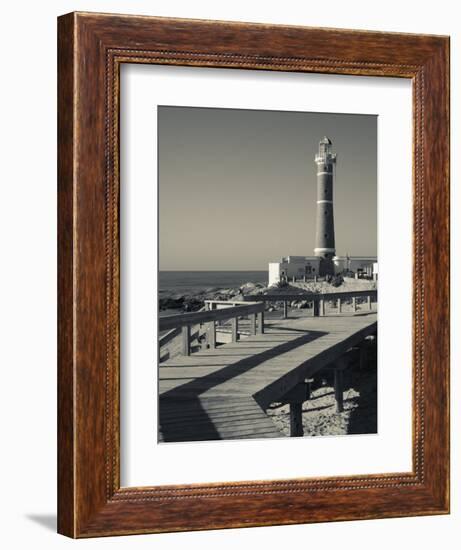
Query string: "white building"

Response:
xmin=268 ymin=255 xmax=377 ymax=286
xmin=269 ymin=256 xmax=320 ymax=286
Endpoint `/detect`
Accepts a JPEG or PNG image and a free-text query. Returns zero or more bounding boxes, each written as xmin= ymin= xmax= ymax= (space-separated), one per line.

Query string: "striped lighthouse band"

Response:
xmin=314 ymin=247 xmax=336 ymax=254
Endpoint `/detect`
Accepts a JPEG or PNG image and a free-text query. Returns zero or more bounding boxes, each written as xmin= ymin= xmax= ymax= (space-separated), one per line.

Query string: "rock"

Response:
xmin=239 ymin=282 xmax=259 ymax=295
xmin=330 ymin=274 xmax=344 ymax=287
xmin=275 ymin=280 xmax=289 ymax=289
xmin=159 ymin=296 xmax=184 ymax=310
xmin=251 ymin=288 xmax=264 ymax=296
xmin=219 ymin=288 xmax=233 ymax=296
xmin=240 ymin=281 xmax=257 ymax=289
xmin=182 ymin=297 xmax=203 ymax=312
xmin=204 ymin=287 xmax=219 ymax=293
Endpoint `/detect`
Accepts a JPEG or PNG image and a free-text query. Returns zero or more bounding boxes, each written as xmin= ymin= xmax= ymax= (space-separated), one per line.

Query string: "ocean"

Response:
xmin=159 ymin=270 xmax=267 ymax=296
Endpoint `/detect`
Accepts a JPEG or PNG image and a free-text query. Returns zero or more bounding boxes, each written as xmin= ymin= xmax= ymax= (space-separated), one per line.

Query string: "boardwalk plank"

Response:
xmin=158 ymin=313 xmax=377 ymax=442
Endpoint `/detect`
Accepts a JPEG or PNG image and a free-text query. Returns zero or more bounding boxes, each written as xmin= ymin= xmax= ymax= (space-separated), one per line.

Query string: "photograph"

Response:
xmin=158 ymin=106 xmax=378 ymax=442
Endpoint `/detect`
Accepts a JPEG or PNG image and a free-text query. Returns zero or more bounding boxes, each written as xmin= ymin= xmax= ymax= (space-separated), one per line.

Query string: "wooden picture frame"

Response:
xmin=57 ymin=12 xmax=450 ymax=537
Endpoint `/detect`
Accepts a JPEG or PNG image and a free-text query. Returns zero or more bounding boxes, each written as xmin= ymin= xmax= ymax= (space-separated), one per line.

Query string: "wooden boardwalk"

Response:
xmin=159 ymin=311 xmax=377 ymax=442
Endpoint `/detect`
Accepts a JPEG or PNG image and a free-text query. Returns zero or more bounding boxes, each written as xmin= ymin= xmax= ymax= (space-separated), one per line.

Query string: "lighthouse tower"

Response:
xmin=314 ymin=137 xmax=337 ymax=276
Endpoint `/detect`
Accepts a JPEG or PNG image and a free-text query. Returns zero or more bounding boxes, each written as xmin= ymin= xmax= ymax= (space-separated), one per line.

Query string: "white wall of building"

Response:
xmin=268 ymin=257 xmax=322 ymax=285
xmin=268 ymin=262 xmax=282 ymax=286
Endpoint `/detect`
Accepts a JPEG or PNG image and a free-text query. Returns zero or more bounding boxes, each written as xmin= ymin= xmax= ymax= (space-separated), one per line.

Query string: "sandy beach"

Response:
xmin=267 ymin=356 xmax=377 ymax=437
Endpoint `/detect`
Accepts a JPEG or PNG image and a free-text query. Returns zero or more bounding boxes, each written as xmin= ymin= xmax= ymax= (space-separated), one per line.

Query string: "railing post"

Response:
xmin=367 ymin=295 xmax=372 ymax=310
xmin=257 ymin=311 xmax=264 ymax=334
xmin=289 ymin=403 xmax=303 ymax=437
xmin=313 ymin=300 xmax=319 ymax=317
xmin=231 ymin=317 xmax=238 ymax=342
xmin=305 ymin=378 xmax=314 ymax=400
xmin=181 ymin=325 xmax=191 ymax=356
xmin=249 ymin=313 xmax=257 ymax=336
xmin=320 ymin=298 xmax=325 ymax=317
xmin=207 ymin=320 xmax=216 ymax=349
xmin=283 ymin=383 xmax=307 ymax=437
xmin=352 ymin=296 xmax=357 ymax=312
xmin=334 ymin=369 xmax=344 ymax=413
xmin=337 ymin=298 xmax=342 ymax=314
xmin=283 ymin=300 xmax=288 ymax=319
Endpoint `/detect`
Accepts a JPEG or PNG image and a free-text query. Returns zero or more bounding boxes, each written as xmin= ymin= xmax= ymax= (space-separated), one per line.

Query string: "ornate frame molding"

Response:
xmin=58 ymin=12 xmax=449 ymax=537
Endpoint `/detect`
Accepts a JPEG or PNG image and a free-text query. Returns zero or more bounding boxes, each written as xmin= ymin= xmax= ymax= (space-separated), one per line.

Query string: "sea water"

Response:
xmin=158 ymin=271 xmax=267 ymax=296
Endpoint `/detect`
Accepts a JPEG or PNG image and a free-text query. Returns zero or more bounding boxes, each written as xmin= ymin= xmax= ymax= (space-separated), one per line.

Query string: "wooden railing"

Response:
xmin=159 ymin=301 xmax=265 ymax=356
xmin=244 ymin=289 xmax=377 ymax=319
xmin=159 ymin=306 xmax=206 ymax=349
xmin=159 ymin=290 xmax=376 ymax=357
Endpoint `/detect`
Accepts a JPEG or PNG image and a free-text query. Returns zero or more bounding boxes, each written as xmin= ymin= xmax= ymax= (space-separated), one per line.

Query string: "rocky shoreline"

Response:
xmin=159 ymin=281 xmax=267 ymax=313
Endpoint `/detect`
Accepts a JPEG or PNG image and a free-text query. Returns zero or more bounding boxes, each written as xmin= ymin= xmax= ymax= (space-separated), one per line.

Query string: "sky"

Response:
xmin=158 ymin=106 xmax=377 ymax=271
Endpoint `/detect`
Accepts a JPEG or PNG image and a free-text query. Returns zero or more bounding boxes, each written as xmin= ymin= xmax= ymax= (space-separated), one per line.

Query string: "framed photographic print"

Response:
xmin=58 ymin=12 xmax=450 ymax=537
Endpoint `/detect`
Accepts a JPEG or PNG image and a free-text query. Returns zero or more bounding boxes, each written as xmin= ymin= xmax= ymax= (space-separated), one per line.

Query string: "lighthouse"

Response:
xmin=314 ymin=137 xmax=337 ymax=276
xmin=267 ymin=137 xmax=376 ymax=286
xmin=267 ymin=137 xmax=377 ymax=286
